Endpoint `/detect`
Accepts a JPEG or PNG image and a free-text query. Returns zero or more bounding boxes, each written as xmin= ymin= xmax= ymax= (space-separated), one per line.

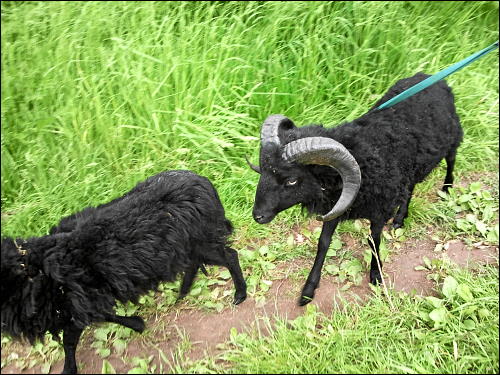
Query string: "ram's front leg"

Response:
xmin=299 ymin=219 xmax=339 ymax=306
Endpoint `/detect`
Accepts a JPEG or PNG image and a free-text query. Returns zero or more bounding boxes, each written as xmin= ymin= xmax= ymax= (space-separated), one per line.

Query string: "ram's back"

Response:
xmin=333 ymin=73 xmax=463 ymax=183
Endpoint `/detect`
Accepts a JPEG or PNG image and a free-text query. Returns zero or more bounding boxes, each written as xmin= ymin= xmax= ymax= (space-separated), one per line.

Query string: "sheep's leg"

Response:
xmin=299 ymin=219 xmax=339 ymax=306
xmin=178 ymin=263 xmax=200 ymax=300
xmin=224 ymin=247 xmax=247 ymax=305
xmin=62 ymin=323 xmax=83 ymax=374
xmin=369 ymin=220 xmax=385 ymax=285
xmin=393 ymin=184 xmax=415 ymax=229
xmin=105 ymin=314 xmax=145 ymax=333
xmin=442 ymin=150 xmax=456 ymax=193
xmin=202 ymin=247 xmax=247 ymax=305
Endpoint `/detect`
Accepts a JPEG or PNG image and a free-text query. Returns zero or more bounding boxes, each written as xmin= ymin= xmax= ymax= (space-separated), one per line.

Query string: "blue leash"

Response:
xmin=377 ymin=40 xmax=499 ymax=111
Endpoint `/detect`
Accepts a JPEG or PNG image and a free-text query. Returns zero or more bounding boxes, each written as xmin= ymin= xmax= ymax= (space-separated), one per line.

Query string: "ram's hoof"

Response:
xmin=298 ymin=295 xmax=314 ymax=306
xmin=299 ymin=284 xmax=316 ymax=306
xmin=442 ymin=184 xmax=452 ymax=193
xmin=61 ymin=367 xmax=77 ymax=374
xmin=370 ymin=269 xmax=382 ymax=286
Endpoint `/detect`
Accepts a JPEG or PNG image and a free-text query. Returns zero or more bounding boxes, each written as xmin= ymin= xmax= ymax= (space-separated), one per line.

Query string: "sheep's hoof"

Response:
xmin=129 ymin=316 xmax=146 ymax=333
xmin=369 ymin=269 xmax=382 ymax=286
xmin=233 ymin=292 xmax=247 ymax=305
xmin=392 ymin=220 xmax=404 ymax=229
xmin=176 ymin=293 xmax=187 ymax=303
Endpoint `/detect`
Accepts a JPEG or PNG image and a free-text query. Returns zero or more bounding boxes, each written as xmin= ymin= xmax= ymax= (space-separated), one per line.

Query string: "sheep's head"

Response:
xmin=1 ymin=236 xmax=62 ymax=343
xmin=248 ymin=115 xmax=361 ymax=224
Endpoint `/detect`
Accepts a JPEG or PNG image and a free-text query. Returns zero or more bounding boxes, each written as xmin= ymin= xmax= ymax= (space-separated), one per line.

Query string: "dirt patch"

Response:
xmin=2 ymin=237 xmax=498 ymax=374
xmin=456 ymin=171 xmax=498 ymax=190
xmin=385 ymin=238 xmax=498 ymax=294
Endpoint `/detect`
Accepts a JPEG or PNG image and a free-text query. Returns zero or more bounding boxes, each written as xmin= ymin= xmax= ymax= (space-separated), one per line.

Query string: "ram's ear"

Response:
xmin=260 ymin=115 xmax=296 ymax=146
xmin=245 ymin=155 xmax=261 ymax=174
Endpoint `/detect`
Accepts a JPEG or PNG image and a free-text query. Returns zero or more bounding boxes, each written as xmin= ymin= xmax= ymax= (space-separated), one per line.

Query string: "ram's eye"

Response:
xmin=286 ymin=179 xmax=298 ymax=186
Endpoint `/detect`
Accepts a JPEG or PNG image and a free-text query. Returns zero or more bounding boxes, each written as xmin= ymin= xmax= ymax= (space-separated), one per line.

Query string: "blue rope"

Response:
xmin=377 ymin=41 xmax=499 ymax=111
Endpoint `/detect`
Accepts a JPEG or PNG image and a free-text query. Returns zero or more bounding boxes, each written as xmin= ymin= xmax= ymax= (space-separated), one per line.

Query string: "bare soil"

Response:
xmin=1 ymin=233 xmax=497 ymax=374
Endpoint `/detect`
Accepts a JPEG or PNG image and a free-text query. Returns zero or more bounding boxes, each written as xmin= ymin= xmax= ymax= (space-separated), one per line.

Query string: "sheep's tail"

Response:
xmin=224 ymin=219 xmax=233 ymax=235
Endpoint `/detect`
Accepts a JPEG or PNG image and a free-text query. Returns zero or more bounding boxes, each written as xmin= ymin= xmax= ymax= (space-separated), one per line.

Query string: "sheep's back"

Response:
xmin=60 ymin=170 xmax=231 ymax=305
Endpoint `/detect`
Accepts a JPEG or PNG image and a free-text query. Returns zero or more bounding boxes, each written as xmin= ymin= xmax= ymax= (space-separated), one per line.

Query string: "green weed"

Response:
xmin=434 ymin=182 xmax=499 ymax=244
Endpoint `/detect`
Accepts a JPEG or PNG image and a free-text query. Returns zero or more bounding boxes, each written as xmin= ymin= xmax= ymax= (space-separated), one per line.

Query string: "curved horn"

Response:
xmin=245 ymin=155 xmax=261 ymax=173
xmin=283 ymin=137 xmax=361 ymax=221
xmin=260 ymin=114 xmax=295 ymax=146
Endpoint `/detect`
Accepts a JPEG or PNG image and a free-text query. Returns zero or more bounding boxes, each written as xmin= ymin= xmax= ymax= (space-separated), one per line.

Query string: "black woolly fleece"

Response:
xmin=1 ymin=170 xmax=234 ymax=343
xmin=280 ymin=72 xmax=463 ymax=223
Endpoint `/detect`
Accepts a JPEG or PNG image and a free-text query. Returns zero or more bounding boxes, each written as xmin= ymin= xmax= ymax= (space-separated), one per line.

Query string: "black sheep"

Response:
xmin=247 ymin=72 xmax=463 ymax=306
xmin=1 ymin=170 xmax=247 ymax=374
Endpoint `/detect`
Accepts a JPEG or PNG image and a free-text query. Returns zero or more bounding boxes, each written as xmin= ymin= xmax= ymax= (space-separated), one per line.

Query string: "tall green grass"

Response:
xmin=1 ymin=1 xmax=498 ymax=237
